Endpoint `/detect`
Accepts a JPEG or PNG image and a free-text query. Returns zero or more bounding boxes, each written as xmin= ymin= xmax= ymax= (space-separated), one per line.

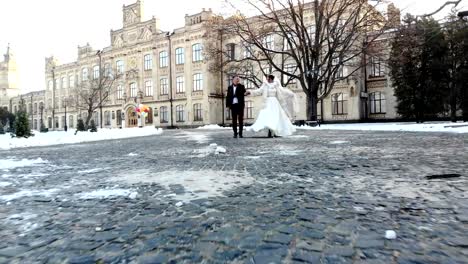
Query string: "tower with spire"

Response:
xmin=0 ymin=44 xmax=20 ymax=109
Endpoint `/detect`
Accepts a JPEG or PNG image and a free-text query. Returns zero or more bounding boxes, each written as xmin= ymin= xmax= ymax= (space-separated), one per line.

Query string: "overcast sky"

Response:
xmin=1 ymin=0 xmax=467 ymax=93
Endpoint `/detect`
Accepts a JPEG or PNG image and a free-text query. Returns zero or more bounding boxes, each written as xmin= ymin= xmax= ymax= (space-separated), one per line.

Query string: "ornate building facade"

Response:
xmin=36 ymin=0 xmax=399 ymax=131
xmin=44 ymin=1 xmax=222 ymax=130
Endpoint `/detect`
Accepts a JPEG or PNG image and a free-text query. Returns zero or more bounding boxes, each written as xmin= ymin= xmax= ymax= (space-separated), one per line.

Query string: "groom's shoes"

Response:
xmin=239 ymin=135 xmax=243 ymax=138
xmin=233 ymin=135 xmax=238 ymax=138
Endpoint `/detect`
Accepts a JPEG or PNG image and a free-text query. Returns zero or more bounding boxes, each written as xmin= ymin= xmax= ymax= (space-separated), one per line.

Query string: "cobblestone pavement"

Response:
xmin=0 ymin=129 xmax=467 ymax=264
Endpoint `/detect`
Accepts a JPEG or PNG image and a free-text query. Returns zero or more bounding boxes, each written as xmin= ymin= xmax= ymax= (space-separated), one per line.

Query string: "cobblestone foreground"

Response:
xmin=0 ymin=129 xmax=467 ymax=264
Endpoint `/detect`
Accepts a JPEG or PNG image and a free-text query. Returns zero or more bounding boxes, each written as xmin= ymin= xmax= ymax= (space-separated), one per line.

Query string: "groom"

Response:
xmin=226 ymin=76 xmax=247 ymax=138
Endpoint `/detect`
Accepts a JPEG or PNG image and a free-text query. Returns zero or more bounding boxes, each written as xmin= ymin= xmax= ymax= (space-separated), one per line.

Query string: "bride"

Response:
xmin=246 ymin=75 xmax=298 ymax=137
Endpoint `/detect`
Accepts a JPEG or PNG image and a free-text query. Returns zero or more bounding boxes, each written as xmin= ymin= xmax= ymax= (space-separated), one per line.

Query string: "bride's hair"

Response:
xmin=267 ymin=75 xmax=275 ymax=81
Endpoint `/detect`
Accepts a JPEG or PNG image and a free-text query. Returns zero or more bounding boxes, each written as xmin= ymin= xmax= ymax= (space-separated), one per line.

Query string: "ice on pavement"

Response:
xmin=175 ymin=131 xmax=211 ymax=144
xmin=77 ymin=189 xmax=138 ymax=200
xmin=110 ymin=169 xmax=254 ymax=202
xmin=0 ymin=189 xmax=59 ymax=202
xmin=0 ymin=158 xmax=48 ymax=170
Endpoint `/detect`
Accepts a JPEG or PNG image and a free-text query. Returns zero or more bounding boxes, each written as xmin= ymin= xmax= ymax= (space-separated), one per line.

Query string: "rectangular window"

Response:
xmin=61 ymin=77 xmax=67 ymax=89
xmin=369 ymin=92 xmax=386 ymax=114
xmin=283 ymin=33 xmax=295 ymax=51
xmin=226 ymin=43 xmax=235 ymax=61
xmin=243 ymin=43 xmax=253 ymax=58
xmin=145 ymin=80 xmax=153 ymax=96
xmin=104 ymin=63 xmax=112 ymax=77
xmin=105 ymin=111 xmax=111 ymax=126
xmin=176 ymin=105 xmax=185 ymax=122
xmin=263 ymin=34 xmax=274 ymax=50
xmin=144 ymin=54 xmax=153 ymax=70
xmin=69 ymin=115 xmax=74 ymax=128
xmin=130 ymin=83 xmax=137 ymax=98
xmin=175 ymin=48 xmax=185 ymax=65
xmin=176 ymin=76 xmax=185 ymax=94
xmin=308 ymin=25 xmax=316 ymax=42
xmin=48 ymin=80 xmax=53 ymax=90
xmin=117 ymin=84 xmax=124 ymax=99
xmin=82 ymin=68 xmax=88 ymax=81
xmin=116 ymin=60 xmax=124 ymax=74
xmin=193 ymin=103 xmax=203 ymax=121
xmin=331 ymin=93 xmax=348 ymax=115
xmin=244 ymin=71 xmax=254 ymax=89
xmin=284 ymin=64 xmax=297 ymax=83
xmin=333 ymin=58 xmax=344 ymax=78
xmin=193 ymin=73 xmax=203 ymax=91
xmin=69 ymin=75 xmax=74 ymax=88
xmin=159 ymin=51 xmax=168 ymax=67
xmin=370 ymin=57 xmax=385 ymax=77
xmin=245 ymin=101 xmax=253 ymax=119
xmin=160 ymin=106 xmax=168 ymax=123
xmin=93 ymin=65 xmax=100 ymax=80
xmin=160 ymin=78 xmax=169 ymax=95
xmin=192 ymin=43 xmax=203 ymax=62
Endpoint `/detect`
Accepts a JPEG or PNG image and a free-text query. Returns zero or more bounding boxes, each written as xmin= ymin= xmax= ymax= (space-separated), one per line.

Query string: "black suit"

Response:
xmin=226 ymin=84 xmax=246 ymax=137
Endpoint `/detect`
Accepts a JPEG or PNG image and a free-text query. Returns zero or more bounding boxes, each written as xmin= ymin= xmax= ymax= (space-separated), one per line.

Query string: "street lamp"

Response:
xmin=96 ymin=50 xmax=103 ymax=129
xmin=63 ymin=98 xmax=68 ymax=132
xmin=39 ymin=102 xmax=44 ymax=131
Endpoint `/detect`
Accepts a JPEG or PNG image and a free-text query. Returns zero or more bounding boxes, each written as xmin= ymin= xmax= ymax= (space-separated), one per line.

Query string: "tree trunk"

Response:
xmin=85 ymin=109 xmax=93 ymax=129
xmin=450 ymin=82 xmax=457 ymax=122
xmin=306 ymin=92 xmax=318 ymax=121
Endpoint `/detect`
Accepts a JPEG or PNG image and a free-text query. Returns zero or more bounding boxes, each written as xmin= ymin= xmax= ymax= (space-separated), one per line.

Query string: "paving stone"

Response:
xmin=1 ymin=129 xmax=467 ymax=262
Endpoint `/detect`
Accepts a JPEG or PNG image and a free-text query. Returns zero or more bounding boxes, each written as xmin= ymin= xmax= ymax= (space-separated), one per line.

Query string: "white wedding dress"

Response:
xmin=247 ymin=80 xmax=297 ymax=137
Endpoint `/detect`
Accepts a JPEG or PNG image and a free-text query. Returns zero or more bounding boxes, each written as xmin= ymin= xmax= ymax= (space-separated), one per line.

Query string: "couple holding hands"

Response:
xmin=226 ymin=74 xmax=298 ymax=138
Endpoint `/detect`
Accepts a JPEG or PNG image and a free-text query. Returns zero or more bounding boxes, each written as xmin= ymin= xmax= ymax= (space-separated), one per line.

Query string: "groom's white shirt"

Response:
xmin=232 ymin=85 xmax=239 ymax=104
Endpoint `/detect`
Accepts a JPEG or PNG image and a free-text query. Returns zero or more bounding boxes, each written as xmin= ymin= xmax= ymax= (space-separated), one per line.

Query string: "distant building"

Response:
xmin=0 ymin=44 xmax=20 ymax=111
xmin=1 ymin=0 xmax=402 ymax=132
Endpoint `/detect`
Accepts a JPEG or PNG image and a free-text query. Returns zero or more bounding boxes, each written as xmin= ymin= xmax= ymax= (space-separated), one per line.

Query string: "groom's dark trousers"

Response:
xmin=230 ymin=104 xmax=244 ymax=137
xmin=226 ymin=83 xmax=246 ymax=137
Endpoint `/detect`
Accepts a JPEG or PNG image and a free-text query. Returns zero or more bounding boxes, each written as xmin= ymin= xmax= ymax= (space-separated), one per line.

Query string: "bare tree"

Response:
xmin=72 ymin=56 xmax=117 ymax=128
xmin=206 ymin=0 xmax=396 ymax=121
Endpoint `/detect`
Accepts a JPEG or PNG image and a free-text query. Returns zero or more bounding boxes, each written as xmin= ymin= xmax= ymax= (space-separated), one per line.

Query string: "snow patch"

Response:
xmin=175 ymin=132 xmax=211 ymax=144
xmin=0 ymin=127 xmax=163 ymax=150
xmin=296 ymin=122 xmax=468 ymax=134
xmin=77 ymin=168 xmax=107 ymax=174
xmin=196 ymin=125 xmax=230 ymax=130
xmin=128 ymin=153 xmax=138 ymax=157
xmin=110 ymin=169 xmax=254 ymax=202
xmin=0 ymin=189 xmax=59 ymax=201
xmin=330 ymin=140 xmax=349 ymax=144
xmin=0 ymin=158 xmax=48 ymax=170
xmin=0 ymin=181 xmax=12 ymax=187
xmin=77 ymin=189 xmax=137 ymax=199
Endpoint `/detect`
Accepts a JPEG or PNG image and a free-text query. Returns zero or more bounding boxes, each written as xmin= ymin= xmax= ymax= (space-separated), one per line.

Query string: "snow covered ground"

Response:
xmin=295 ymin=122 xmax=468 ymax=134
xmin=0 ymin=127 xmax=163 ymax=150
xmin=196 ymin=122 xmax=468 ymax=133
